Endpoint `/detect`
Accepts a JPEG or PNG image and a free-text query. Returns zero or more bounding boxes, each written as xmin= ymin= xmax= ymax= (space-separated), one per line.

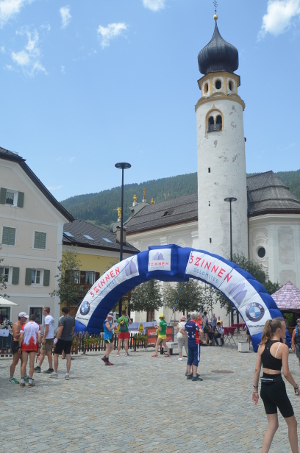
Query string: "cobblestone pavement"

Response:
xmin=1 ymin=344 xmax=300 ymax=453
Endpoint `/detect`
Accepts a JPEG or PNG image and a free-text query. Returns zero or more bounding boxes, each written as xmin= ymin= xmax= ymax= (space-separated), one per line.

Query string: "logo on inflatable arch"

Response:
xmin=245 ymin=302 xmax=265 ymax=322
xmin=80 ymin=301 xmax=91 ymax=316
xmin=148 ymin=248 xmax=171 ymax=272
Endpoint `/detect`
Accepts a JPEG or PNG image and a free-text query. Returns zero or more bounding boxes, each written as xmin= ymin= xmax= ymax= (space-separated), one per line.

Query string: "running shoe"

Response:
xmin=192 ymin=376 xmax=203 ymax=382
xmin=105 ymin=361 xmax=114 ymax=366
xmin=152 ymin=354 xmax=158 ymax=358
xmin=178 ymin=358 xmax=183 ymax=361
xmin=187 ymin=374 xmax=193 ymax=380
xmin=34 ymin=366 xmax=41 ymax=373
xmin=49 ymin=372 xmax=58 ymax=378
xmin=9 ymin=377 xmax=19 ymax=384
xmin=24 ymin=375 xmax=29 ymax=382
xmin=125 ymin=353 xmax=130 ymax=357
xmin=28 ymin=381 xmax=35 ymax=388
xmin=20 ymin=382 xmax=25 ymax=388
xmin=65 ymin=374 xmax=69 ymax=380
xmin=101 ymin=356 xmax=106 ymax=363
xmin=43 ymin=368 xmax=54 ymax=374
xmin=116 ymin=353 xmax=120 ymax=357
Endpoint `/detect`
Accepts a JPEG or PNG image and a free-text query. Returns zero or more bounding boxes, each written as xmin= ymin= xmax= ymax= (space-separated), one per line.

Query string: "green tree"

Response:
xmin=130 ymin=280 xmax=163 ymax=314
xmin=50 ymin=250 xmax=83 ymax=307
xmin=216 ymin=254 xmax=281 ymax=314
xmin=163 ymin=280 xmax=203 ymax=314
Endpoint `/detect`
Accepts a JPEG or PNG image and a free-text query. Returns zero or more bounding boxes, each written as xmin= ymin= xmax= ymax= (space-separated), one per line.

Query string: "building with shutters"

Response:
xmin=0 ymin=146 xmax=73 ymax=324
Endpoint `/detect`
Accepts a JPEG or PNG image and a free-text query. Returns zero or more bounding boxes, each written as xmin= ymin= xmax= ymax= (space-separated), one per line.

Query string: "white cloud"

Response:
xmin=97 ymin=22 xmax=127 ymax=48
xmin=143 ymin=0 xmax=165 ymax=12
xmin=60 ymin=6 xmax=71 ymax=29
xmin=11 ymin=28 xmax=47 ymax=76
xmin=40 ymin=23 xmax=51 ymax=32
xmin=0 ymin=0 xmax=26 ymax=27
xmin=61 ymin=65 xmax=65 ymax=74
xmin=259 ymin=0 xmax=300 ymax=38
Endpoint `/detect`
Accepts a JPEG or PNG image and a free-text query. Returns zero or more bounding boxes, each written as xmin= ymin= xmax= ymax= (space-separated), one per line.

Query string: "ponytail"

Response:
xmin=260 ymin=317 xmax=284 ymax=345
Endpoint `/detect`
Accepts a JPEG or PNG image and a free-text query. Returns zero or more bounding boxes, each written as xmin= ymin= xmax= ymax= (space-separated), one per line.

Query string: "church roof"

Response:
xmin=198 ymin=22 xmax=239 ymax=75
xmin=247 ymin=171 xmax=300 ymax=217
xmin=271 ymin=281 xmax=300 ymax=311
xmin=125 ymin=172 xmax=300 ymax=234
xmin=63 ymin=218 xmax=139 ymax=254
xmin=125 ymin=193 xmax=198 ymax=234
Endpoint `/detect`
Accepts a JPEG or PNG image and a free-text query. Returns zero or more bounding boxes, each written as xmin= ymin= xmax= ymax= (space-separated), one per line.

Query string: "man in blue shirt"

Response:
xmin=183 ymin=312 xmax=203 ymax=382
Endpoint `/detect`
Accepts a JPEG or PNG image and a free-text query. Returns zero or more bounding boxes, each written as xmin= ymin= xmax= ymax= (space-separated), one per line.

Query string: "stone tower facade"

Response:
xmin=196 ymin=18 xmax=248 ymax=260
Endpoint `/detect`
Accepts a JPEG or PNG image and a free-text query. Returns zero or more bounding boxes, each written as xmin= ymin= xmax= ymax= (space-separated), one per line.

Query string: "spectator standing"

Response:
xmin=117 ymin=310 xmax=132 ymax=357
xmin=214 ymin=322 xmax=224 ymax=346
xmin=176 ymin=315 xmax=188 ymax=361
xmin=217 ymin=316 xmax=223 ymax=326
xmin=35 ymin=307 xmax=55 ymax=373
xmin=9 ymin=312 xmax=28 ymax=384
xmin=203 ymin=311 xmax=210 ymax=345
xmin=50 ymin=307 xmax=75 ymax=379
xmin=102 ymin=312 xmax=115 ymax=366
xmin=184 ymin=312 xmax=203 ymax=382
xmin=152 ymin=314 xmax=170 ymax=358
xmin=292 ymin=318 xmax=300 ymax=367
xmin=211 ymin=313 xmax=217 ymax=330
xmin=19 ymin=314 xmax=41 ymax=388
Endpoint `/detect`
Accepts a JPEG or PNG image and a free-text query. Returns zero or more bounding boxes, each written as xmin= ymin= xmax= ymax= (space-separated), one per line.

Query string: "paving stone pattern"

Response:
xmin=1 ymin=345 xmax=299 ymax=452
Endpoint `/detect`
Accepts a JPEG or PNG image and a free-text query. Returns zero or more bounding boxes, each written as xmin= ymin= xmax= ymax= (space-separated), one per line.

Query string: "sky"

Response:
xmin=0 ymin=0 xmax=299 ymax=202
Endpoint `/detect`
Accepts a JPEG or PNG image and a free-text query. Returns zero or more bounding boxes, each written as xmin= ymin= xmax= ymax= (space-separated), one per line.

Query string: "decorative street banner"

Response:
xmin=74 ymin=245 xmax=283 ymax=351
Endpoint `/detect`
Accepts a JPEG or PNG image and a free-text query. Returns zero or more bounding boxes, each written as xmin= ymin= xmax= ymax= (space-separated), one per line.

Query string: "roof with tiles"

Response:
xmin=126 ymin=172 xmax=300 ymax=234
xmin=0 ymin=146 xmax=73 ymax=221
xmin=271 ymin=281 xmax=300 ymax=310
xmin=247 ymin=171 xmax=300 ymax=216
xmin=63 ymin=218 xmax=139 ymax=254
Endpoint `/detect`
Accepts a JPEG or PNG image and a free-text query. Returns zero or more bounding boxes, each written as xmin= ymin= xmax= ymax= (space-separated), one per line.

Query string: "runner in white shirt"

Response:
xmin=19 ymin=314 xmax=41 ymax=388
xmin=34 ymin=307 xmax=55 ymax=374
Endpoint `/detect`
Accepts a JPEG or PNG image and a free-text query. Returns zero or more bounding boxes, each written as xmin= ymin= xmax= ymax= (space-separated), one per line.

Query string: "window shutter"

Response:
xmin=2 ymin=227 xmax=15 ymax=246
xmin=43 ymin=269 xmax=50 ymax=286
xmin=17 ymin=192 xmax=24 ymax=208
xmin=12 ymin=267 xmax=19 ymax=285
xmin=0 ymin=188 xmax=7 ymax=204
xmin=95 ymin=272 xmax=100 ymax=281
xmin=34 ymin=232 xmax=46 ymax=249
xmin=80 ymin=271 xmax=86 ymax=285
xmin=25 ymin=268 xmax=32 ymax=285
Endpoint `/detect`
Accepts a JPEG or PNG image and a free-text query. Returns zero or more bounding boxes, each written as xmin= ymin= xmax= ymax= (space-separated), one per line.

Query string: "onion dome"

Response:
xmin=198 ymin=20 xmax=239 ymax=75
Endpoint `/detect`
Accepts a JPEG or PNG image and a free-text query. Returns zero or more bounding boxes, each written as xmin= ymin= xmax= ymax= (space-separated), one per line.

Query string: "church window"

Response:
xmin=209 ymin=238 xmax=212 ymax=243
xmin=229 ymin=81 xmax=233 ymax=91
xmin=204 ymin=83 xmax=208 ymax=94
xmin=257 ymin=247 xmax=266 ymax=258
xmin=208 ymin=116 xmax=214 ymax=132
xmin=208 ymin=168 xmax=211 ymax=173
xmin=216 ymin=115 xmax=222 ymax=130
xmin=215 ymin=79 xmax=221 ymax=89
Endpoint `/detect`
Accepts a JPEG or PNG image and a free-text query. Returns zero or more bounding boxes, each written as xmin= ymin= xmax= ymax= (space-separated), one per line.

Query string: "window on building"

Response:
xmin=32 ymin=269 xmax=41 ymax=284
xmin=204 ymin=83 xmax=208 ymax=94
xmin=0 ymin=267 xmax=9 ymax=282
xmin=85 ymin=271 xmax=95 ymax=285
xmin=0 ymin=188 xmax=24 ymax=207
xmin=25 ymin=268 xmax=50 ymax=286
xmin=29 ymin=307 xmax=43 ymax=325
xmin=207 ymin=113 xmax=223 ymax=133
xmin=0 ymin=307 xmax=10 ymax=324
xmin=215 ymin=79 xmax=222 ymax=89
xmin=208 ymin=116 xmax=214 ymax=132
xmin=2 ymin=227 xmax=16 ymax=246
xmin=216 ymin=115 xmax=222 ymax=130
xmin=34 ymin=232 xmax=46 ymax=249
xmin=257 ymin=247 xmax=266 ymax=258
xmin=229 ymin=80 xmax=233 ymax=91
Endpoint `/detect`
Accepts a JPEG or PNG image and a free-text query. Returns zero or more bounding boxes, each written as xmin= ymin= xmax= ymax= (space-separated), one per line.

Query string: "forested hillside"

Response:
xmin=61 ymin=170 xmax=300 ymax=230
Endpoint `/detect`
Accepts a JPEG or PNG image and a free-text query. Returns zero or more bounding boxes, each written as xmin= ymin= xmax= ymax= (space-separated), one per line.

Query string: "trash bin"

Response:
xmin=238 ymin=341 xmax=249 ymax=353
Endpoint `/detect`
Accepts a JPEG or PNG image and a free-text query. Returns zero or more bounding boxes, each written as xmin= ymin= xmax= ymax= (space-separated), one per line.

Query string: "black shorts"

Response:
xmin=12 ymin=341 xmax=20 ymax=354
xmin=260 ymin=374 xmax=294 ymax=418
xmin=54 ymin=339 xmax=72 ymax=355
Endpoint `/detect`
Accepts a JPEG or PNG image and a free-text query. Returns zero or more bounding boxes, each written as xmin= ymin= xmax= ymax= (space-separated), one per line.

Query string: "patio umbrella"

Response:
xmin=0 ymin=297 xmax=18 ymax=306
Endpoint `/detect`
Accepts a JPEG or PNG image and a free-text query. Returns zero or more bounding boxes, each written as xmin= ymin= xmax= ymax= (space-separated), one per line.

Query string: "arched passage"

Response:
xmin=75 ymin=245 xmax=282 ymax=351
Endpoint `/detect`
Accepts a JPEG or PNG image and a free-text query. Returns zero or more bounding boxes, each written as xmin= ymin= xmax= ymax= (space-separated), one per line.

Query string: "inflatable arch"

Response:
xmin=75 ymin=244 xmax=283 ymax=352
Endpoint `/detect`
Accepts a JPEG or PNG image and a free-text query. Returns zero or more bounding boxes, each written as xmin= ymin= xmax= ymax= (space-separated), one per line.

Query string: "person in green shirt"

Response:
xmin=117 ymin=310 xmax=132 ymax=357
xmin=152 ymin=314 xmax=170 ymax=358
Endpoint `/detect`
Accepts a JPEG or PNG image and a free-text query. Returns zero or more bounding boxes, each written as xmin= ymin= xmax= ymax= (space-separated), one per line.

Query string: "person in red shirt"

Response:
xmin=19 ymin=314 xmax=41 ymax=388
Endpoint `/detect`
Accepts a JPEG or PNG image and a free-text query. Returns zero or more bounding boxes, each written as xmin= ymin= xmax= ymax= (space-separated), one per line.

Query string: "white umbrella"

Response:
xmin=0 ymin=297 xmax=18 ymax=306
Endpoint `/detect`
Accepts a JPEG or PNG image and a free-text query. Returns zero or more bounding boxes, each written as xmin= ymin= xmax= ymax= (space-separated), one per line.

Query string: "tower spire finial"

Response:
xmin=213 ymin=1 xmax=218 ymax=21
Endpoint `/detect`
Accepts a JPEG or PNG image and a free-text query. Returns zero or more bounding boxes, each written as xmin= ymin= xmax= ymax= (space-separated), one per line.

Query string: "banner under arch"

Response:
xmin=75 ymin=244 xmax=283 ymax=351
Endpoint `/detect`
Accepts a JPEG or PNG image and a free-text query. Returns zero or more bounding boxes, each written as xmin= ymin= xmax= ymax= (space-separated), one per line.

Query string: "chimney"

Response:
xmin=116 ymin=226 xmax=127 ymax=244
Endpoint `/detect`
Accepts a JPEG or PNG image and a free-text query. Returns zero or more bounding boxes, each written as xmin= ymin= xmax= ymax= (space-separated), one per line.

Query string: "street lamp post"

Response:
xmin=115 ymin=162 xmax=131 ymax=317
xmin=224 ymin=197 xmax=237 ymax=325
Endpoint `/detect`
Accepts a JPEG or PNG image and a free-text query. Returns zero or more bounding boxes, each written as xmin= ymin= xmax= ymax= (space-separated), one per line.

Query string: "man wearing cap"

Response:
xmin=9 ymin=312 xmax=28 ymax=384
xmin=102 ymin=313 xmax=115 ymax=365
xmin=152 ymin=314 xmax=170 ymax=358
xmin=50 ymin=306 xmax=75 ymax=379
xmin=292 ymin=319 xmax=300 ymax=366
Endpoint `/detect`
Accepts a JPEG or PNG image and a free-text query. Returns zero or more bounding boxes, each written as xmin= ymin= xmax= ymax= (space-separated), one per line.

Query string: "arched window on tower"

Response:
xmin=216 ymin=115 xmax=222 ymax=131
xmin=208 ymin=116 xmax=214 ymax=132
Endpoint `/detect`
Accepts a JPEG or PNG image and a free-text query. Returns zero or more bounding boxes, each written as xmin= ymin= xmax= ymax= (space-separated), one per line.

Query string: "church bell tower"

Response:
xmin=196 ymin=14 xmax=248 ymax=260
